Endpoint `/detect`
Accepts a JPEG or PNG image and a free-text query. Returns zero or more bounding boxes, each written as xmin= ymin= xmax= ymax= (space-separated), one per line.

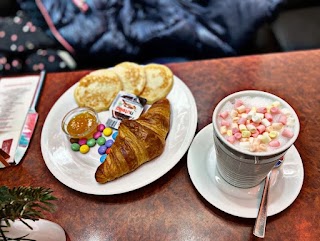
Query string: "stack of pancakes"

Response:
xmin=74 ymin=62 xmax=174 ymax=112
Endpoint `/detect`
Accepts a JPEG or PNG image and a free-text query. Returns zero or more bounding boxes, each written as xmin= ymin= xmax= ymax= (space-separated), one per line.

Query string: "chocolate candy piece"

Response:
xmin=97 ymin=136 xmax=106 ymax=146
xmin=79 ymin=144 xmax=90 ymax=154
xmin=87 ymin=138 xmax=96 ymax=147
xmin=70 ymin=138 xmax=79 ymax=144
xmin=71 ymin=143 xmax=80 ymax=151
xmin=97 ymin=124 xmax=106 ymax=132
xmin=100 ymin=154 xmax=107 ymax=163
xmin=98 ymin=145 xmax=107 ymax=155
xmin=112 ymin=131 xmax=118 ymax=140
xmin=78 ymin=138 xmax=87 ymax=146
xmin=105 ymin=139 xmax=114 ymax=148
xmin=103 ymin=127 xmax=113 ymax=136
xmin=93 ymin=131 xmax=102 ymax=139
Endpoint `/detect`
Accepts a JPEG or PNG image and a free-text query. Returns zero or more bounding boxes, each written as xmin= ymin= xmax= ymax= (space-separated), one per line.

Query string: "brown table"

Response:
xmin=1 ymin=50 xmax=319 ymax=241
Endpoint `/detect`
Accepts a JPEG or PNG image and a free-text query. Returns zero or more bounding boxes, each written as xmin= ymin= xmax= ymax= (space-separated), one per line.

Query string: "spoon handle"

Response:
xmin=253 ymin=171 xmax=272 ymax=238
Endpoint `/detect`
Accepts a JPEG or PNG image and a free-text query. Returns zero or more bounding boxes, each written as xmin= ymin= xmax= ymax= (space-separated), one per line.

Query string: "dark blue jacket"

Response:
xmin=19 ymin=0 xmax=283 ymax=61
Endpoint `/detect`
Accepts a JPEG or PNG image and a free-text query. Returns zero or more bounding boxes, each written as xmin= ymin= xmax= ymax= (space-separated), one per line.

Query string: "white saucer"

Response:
xmin=187 ymin=124 xmax=304 ymax=218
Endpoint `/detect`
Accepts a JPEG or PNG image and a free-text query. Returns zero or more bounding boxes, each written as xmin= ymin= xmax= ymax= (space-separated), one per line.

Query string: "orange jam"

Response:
xmin=66 ymin=111 xmax=98 ymax=139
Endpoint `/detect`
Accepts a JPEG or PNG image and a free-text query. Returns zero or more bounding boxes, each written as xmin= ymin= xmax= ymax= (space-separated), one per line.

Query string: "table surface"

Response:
xmin=1 ymin=50 xmax=320 ymax=241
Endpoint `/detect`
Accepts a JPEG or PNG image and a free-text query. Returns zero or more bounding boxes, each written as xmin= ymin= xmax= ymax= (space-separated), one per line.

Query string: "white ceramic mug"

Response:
xmin=212 ymin=90 xmax=300 ymax=188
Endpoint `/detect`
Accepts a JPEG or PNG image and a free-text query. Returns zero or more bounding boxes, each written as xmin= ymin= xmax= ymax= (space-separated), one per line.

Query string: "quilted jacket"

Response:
xmin=18 ymin=0 xmax=284 ymax=62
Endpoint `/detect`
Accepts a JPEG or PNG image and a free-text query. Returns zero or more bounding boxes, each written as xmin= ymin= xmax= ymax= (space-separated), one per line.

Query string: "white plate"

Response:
xmin=187 ymin=124 xmax=304 ymax=218
xmin=41 ymin=75 xmax=197 ymax=195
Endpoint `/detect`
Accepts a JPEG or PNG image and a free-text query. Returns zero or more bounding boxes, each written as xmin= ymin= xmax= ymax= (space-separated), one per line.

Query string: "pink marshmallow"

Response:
xmin=232 ymin=127 xmax=240 ymax=134
xmin=219 ymin=111 xmax=229 ymax=119
xmin=237 ymin=117 xmax=247 ymax=125
xmin=234 ymin=99 xmax=244 ymax=108
xmin=269 ymin=140 xmax=280 ymax=147
xmin=256 ymin=125 xmax=266 ymax=134
xmin=257 ymin=107 xmax=267 ymax=114
xmin=252 ymin=122 xmax=260 ymax=127
xmin=227 ymin=136 xmax=236 ymax=144
xmin=221 ymin=120 xmax=230 ymax=127
xmin=270 ymin=107 xmax=280 ymax=114
xmin=279 ymin=115 xmax=287 ymax=125
xmin=282 ymin=128 xmax=294 ymax=138
xmin=252 ymin=132 xmax=259 ymax=138
xmin=265 ymin=113 xmax=273 ymax=122
xmin=234 ymin=133 xmax=242 ymax=140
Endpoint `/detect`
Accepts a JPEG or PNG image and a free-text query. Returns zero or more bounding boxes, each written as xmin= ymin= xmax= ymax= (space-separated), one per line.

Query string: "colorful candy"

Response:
xmin=97 ymin=136 xmax=106 ymax=146
xmin=78 ymin=138 xmax=87 ymax=146
xmin=79 ymin=144 xmax=90 ymax=154
xmin=68 ymin=121 xmax=117 ymax=160
xmin=97 ymin=124 xmax=106 ymax=132
xmin=98 ymin=145 xmax=107 ymax=155
xmin=103 ymin=127 xmax=113 ymax=136
xmin=93 ymin=131 xmax=102 ymax=139
xmin=86 ymin=138 xmax=96 ymax=147
xmin=100 ymin=154 xmax=107 ymax=163
xmin=105 ymin=139 xmax=114 ymax=148
xmin=71 ymin=143 xmax=80 ymax=151
xmin=70 ymin=138 xmax=79 ymax=143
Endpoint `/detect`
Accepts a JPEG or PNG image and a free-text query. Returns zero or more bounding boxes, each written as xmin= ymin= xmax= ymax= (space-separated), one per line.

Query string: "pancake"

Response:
xmin=140 ymin=64 xmax=174 ymax=104
xmin=74 ymin=69 xmax=122 ymax=112
xmin=112 ymin=62 xmax=147 ymax=95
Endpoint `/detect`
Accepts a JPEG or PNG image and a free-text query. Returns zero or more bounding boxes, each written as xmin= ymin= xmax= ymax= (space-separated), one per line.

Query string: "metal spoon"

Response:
xmin=253 ymin=170 xmax=273 ymax=238
xmin=253 ymin=158 xmax=283 ymax=238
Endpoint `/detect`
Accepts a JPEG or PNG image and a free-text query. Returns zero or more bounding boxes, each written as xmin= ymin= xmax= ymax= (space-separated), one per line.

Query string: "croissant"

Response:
xmin=95 ymin=98 xmax=171 ymax=183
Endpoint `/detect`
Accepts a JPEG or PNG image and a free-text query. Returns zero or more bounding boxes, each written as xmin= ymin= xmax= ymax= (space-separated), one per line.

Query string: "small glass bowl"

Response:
xmin=61 ymin=107 xmax=100 ymax=140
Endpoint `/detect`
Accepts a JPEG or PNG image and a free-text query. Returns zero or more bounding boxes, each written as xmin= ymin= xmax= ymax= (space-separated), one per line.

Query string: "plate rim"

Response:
xmin=41 ymin=74 xmax=198 ymax=195
xmin=187 ymin=123 xmax=304 ymax=218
